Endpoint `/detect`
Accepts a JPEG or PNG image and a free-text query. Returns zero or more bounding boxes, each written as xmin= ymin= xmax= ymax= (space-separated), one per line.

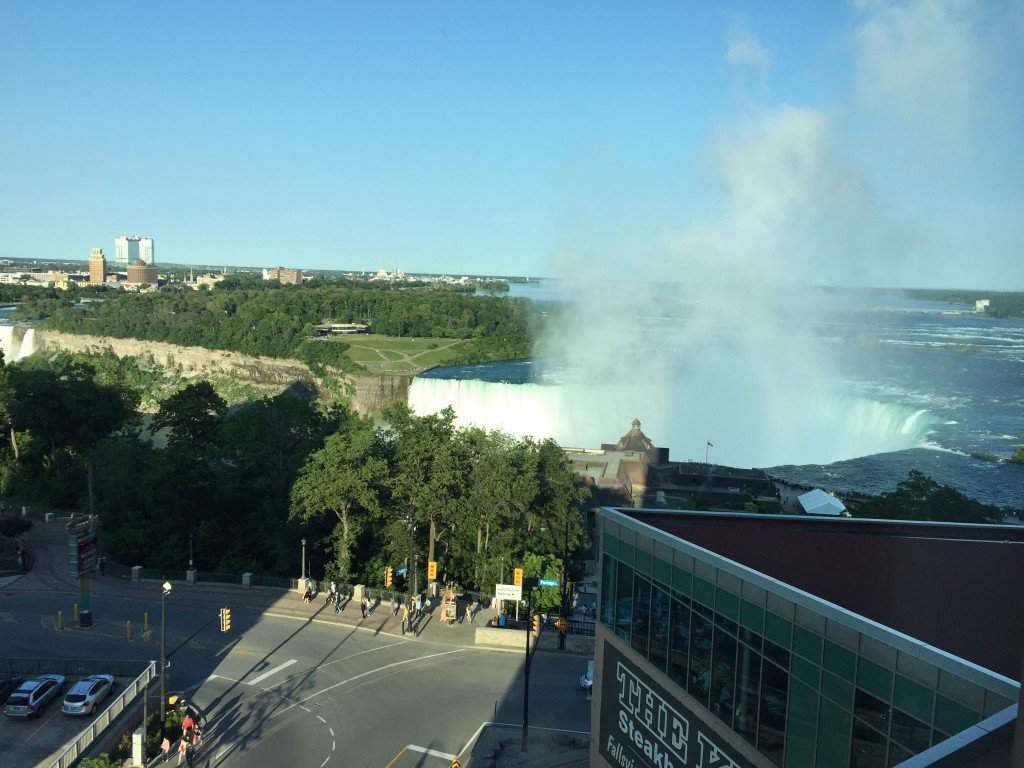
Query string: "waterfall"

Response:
xmin=0 ymin=326 xmax=37 ymax=362
xmin=408 ymin=376 xmax=939 ymax=467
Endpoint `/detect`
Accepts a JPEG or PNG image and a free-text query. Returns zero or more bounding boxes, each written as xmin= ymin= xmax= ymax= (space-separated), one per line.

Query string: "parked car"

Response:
xmin=579 ymin=659 xmax=594 ymax=690
xmin=3 ymin=674 xmax=66 ymax=718
xmin=0 ymin=676 xmax=24 ymax=706
xmin=61 ymin=674 xmax=114 ymax=716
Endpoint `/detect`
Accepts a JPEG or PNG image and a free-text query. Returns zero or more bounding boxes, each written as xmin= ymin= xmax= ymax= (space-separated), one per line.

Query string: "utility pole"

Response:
xmin=522 ymin=587 xmax=532 ymax=752
xmin=559 ymin=519 xmax=569 ymax=651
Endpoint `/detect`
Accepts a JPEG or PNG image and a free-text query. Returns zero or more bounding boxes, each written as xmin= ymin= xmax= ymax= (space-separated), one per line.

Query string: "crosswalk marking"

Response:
xmin=246 ymin=659 xmax=298 ymax=686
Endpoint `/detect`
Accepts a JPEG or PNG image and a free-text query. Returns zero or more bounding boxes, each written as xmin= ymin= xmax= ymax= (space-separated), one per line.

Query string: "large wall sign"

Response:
xmin=599 ymin=641 xmax=755 ymax=768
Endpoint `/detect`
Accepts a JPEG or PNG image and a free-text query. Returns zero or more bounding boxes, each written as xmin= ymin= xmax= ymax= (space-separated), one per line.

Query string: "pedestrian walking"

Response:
xmin=360 ymin=596 xmax=367 ymax=619
xmin=415 ymin=594 xmax=423 ymax=617
xmin=333 ymin=591 xmax=341 ymax=614
xmin=98 ymin=556 xmax=105 ymax=576
xmin=401 ymin=603 xmax=409 ymax=635
xmin=466 ymin=602 xmax=473 ymax=624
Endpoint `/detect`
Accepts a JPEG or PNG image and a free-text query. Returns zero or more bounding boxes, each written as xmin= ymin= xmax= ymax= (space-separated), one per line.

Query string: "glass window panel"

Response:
xmin=930 ymin=729 xmax=951 ymax=748
xmin=688 ymin=611 xmax=714 ymax=707
xmin=765 ymin=611 xmax=792 ymax=648
xmin=603 ymin=531 xmax=618 ymax=557
xmin=619 ymin=541 xmax=635 ymax=566
xmin=791 ymin=654 xmax=820 ymax=688
xmin=669 ymin=596 xmax=691 ymax=690
xmin=784 ymin=680 xmax=817 ymax=768
xmin=711 ymin=627 xmax=738 ymax=728
xmin=600 ymin=554 xmax=616 ymax=628
xmin=821 ymin=671 xmax=854 ymax=709
xmin=851 ymin=718 xmax=888 ymax=768
xmin=631 ymin=577 xmax=651 ymax=657
xmin=653 ymin=557 xmax=672 ymax=587
xmin=855 ymin=689 xmax=892 ymax=736
xmin=758 ymin=661 xmax=789 ymax=766
xmin=739 ymin=626 xmax=763 ymax=651
xmin=614 ymin=563 xmax=634 ymax=642
xmin=740 ymin=599 xmax=765 ymax=634
xmin=893 ymin=675 xmax=933 ymax=724
xmin=792 ymin=625 xmax=823 ymax=664
xmin=857 ymin=658 xmax=893 ymax=702
xmin=714 ymin=611 xmax=738 ymax=637
xmin=764 ymin=639 xmax=790 ymax=670
xmin=648 ymin=584 xmax=671 ymax=674
xmin=672 ymin=566 xmax=692 ymax=596
xmin=635 ymin=549 xmax=653 ymax=576
xmin=891 ymin=708 xmax=931 ymax=756
xmin=887 ymin=743 xmax=912 ymax=768
xmin=823 ymin=640 xmax=856 ymax=682
xmin=816 ymin=697 xmax=852 ymax=768
xmin=693 ymin=576 xmax=715 ymax=608
xmin=934 ymin=694 xmax=978 ymax=736
xmin=717 ymin=588 xmax=740 ymax=621
xmin=735 ymin=641 xmax=761 ymax=747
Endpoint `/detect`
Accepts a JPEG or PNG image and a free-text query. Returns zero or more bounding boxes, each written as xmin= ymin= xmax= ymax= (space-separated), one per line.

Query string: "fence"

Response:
xmin=45 ymin=660 xmax=156 ymax=768
xmin=0 ymin=657 xmax=152 ymax=678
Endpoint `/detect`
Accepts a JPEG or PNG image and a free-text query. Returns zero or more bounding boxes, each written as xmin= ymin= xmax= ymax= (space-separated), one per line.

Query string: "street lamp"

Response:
xmin=559 ymin=519 xmax=569 ymax=651
xmin=301 ymin=538 xmax=307 ymax=583
xmin=159 ymin=581 xmax=172 ymax=723
xmin=188 ymin=532 xmax=193 ymax=571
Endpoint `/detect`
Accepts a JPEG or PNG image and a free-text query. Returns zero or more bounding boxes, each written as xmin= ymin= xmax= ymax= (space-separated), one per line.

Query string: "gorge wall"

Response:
xmin=34 ymin=331 xmax=411 ymax=415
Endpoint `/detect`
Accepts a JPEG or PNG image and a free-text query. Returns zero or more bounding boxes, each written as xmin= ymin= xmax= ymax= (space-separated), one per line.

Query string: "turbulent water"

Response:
xmin=413 ymin=288 xmax=1024 ymax=509
xmin=0 ymin=324 xmax=37 ymax=362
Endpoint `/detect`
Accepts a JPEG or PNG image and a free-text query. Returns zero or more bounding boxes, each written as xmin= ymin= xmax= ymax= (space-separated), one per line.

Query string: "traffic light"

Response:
xmin=513 ymin=567 xmax=523 ymax=586
xmin=219 ymin=607 xmax=231 ymax=633
xmin=427 ymin=560 xmax=437 ymax=580
xmin=532 ymin=613 xmax=541 ymax=637
xmin=385 ymin=566 xmax=393 ymax=587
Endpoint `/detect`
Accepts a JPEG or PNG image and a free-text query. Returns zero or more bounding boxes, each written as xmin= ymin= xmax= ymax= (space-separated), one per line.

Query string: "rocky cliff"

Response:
xmin=35 ymin=331 xmax=411 ymax=415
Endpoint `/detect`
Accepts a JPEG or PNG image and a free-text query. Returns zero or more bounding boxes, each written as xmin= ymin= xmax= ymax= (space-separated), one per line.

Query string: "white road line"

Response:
xmin=215 ymin=637 xmax=241 ymax=657
xmin=264 ymin=640 xmax=409 ymax=691
xmin=245 ymin=659 xmax=298 ymax=686
xmin=317 ymin=715 xmax=326 ymax=723
xmin=280 ymin=648 xmax=467 ymax=711
xmin=329 ymin=728 xmax=334 ymax=737
xmin=320 ymin=756 xmax=330 ymax=767
xmin=408 ymin=744 xmax=458 ymax=761
xmin=459 ymin=721 xmax=491 ymax=757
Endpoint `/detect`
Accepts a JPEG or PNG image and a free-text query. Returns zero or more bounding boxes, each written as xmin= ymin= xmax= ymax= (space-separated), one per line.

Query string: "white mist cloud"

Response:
xmin=725 ymin=17 xmax=774 ymax=73
xmin=854 ymin=0 xmax=984 ymax=147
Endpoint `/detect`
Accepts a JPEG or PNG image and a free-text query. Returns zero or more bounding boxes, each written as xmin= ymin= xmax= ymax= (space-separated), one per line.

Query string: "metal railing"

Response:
xmin=0 ymin=658 xmax=152 ymax=678
xmin=46 ymin=660 xmax=157 ymax=768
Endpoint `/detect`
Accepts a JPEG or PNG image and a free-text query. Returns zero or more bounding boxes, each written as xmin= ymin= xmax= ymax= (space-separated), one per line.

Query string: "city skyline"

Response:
xmin=1 ymin=2 xmax=1022 ymax=289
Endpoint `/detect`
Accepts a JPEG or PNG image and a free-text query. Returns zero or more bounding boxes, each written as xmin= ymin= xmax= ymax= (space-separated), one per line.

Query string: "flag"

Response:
xmin=707 ymin=441 xmax=714 ymax=447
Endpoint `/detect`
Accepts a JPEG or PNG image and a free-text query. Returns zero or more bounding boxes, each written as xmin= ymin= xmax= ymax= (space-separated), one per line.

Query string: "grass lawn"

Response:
xmin=339 ymin=334 xmax=469 ymax=371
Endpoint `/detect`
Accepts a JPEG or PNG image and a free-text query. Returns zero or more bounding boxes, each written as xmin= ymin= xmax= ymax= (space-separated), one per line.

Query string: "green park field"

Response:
xmin=339 ymin=334 xmax=469 ymax=372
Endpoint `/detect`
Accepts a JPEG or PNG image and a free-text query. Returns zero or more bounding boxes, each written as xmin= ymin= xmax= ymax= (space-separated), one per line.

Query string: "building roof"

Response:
xmin=798 ymin=487 xmax=846 ymax=515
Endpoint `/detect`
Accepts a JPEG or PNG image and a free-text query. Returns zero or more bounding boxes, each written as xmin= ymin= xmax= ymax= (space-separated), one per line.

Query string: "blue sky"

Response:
xmin=2 ymin=1 xmax=1021 ymax=288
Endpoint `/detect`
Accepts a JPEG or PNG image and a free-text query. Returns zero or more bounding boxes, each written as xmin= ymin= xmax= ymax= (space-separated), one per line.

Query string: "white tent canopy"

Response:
xmin=798 ymin=488 xmax=847 ymax=517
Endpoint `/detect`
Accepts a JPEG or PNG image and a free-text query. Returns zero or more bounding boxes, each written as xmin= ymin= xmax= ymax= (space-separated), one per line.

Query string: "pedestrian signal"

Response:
xmin=513 ymin=568 xmax=523 ymax=587
xmin=427 ymin=560 xmax=437 ymax=580
xmin=532 ymin=613 xmax=541 ymax=637
xmin=219 ymin=607 xmax=231 ymax=633
xmin=385 ymin=566 xmax=393 ymax=587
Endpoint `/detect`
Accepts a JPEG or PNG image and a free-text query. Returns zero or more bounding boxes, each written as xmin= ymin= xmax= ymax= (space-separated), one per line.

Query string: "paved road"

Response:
xmin=2 ymin=516 xmax=593 ymax=767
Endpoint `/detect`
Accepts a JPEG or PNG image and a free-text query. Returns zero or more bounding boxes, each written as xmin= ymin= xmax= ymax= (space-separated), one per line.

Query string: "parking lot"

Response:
xmin=0 ymin=674 xmax=134 ymax=768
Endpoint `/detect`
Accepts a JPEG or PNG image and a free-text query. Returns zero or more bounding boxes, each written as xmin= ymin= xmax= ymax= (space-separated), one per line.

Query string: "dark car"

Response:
xmin=0 ymin=677 xmax=24 ymax=706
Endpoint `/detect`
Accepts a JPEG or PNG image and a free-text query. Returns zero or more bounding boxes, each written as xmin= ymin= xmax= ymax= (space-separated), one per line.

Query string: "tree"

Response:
xmin=290 ymin=414 xmax=388 ymax=581
xmin=852 ymin=470 xmax=1006 ymax=524
xmin=151 ymin=381 xmax=226 ymax=453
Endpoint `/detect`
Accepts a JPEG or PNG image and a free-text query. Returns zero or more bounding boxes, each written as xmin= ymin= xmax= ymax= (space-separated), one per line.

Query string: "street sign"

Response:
xmin=539 ymin=578 xmax=559 ymax=587
xmin=495 ymin=583 xmax=523 ymax=601
xmin=396 ymin=566 xmax=409 ymax=576
xmin=67 ymin=515 xmax=99 ymax=577
xmin=451 ymin=761 xmax=461 ymax=768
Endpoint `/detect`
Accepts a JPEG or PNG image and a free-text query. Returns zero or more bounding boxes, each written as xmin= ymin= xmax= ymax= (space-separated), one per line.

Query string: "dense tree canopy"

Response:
xmin=850 ymin=470 xmax=1007 ymax=524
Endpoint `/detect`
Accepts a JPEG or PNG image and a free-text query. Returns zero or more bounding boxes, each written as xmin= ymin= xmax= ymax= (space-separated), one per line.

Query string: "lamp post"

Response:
xmin=159 ymin=580 xmax=172 ymax=723
xmin=559 ymin=519 xmax=569 ymax=651
xmin=188 ymin=532 xmax=193 ymax=571
xmin=301 ymin=538 xmax=307 ymax=583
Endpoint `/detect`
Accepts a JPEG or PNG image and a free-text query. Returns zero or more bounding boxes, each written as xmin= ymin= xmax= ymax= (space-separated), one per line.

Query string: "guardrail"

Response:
xmin=0 ymin=658 xmax=152 ymax=678
xmin=46 ymin=660 xmax=156 ymax=768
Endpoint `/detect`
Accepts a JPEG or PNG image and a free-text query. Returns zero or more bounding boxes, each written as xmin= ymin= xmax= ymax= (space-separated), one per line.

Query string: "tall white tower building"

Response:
xmin=115 ymin=235 xmax=155 ymax=266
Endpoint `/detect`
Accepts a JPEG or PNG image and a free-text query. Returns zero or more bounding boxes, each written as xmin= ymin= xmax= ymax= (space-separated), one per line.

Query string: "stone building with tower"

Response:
xmin=88 ymin=248 xmax=107 ymax=283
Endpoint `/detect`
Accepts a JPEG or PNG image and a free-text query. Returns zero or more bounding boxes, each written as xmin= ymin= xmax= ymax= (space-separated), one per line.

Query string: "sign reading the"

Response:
xmin=598 ymin=640 xmax=753 ymax=768
xmin=495 ymin=583 xmax=523 ymax=602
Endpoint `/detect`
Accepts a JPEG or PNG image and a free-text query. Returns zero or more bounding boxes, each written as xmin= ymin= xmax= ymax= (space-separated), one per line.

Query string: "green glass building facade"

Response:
xmin=595 ymin=508 xmax=1019 ymax=768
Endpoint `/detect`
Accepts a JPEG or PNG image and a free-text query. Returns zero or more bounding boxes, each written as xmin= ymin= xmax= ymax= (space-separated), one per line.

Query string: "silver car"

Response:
xmin=62 ymin=675 xmax=114 ymax=716
xmin=3 ymin=674 xmax=66 ymax=718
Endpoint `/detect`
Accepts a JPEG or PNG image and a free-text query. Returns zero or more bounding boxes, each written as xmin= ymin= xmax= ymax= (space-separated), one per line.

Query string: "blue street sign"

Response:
xmin=539 ymin=578 xmax=559 ymax=587
xmin=396 ymin=566 xmax=409 ymax=576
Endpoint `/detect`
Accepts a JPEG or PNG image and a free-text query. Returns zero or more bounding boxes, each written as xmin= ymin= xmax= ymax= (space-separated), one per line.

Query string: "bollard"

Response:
xmin=57 ymin=610 xmax=63 ymax=631
xmin=144 ymin=612 xmax=149 ymax=633
xmin=126 ymin=620 xmax=132 ymax=641
xmin=73 ymin=603 xmax=79 ymax=622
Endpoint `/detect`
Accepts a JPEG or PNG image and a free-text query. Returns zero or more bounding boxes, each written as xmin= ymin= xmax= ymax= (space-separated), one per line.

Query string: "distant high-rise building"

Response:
xmin=115 ymin=235 xmax=154 ymax=266
xmin=88 ymin=248 xmax=107 ymax=284
xmin=263 ymin=266 xmax=303 ymax=285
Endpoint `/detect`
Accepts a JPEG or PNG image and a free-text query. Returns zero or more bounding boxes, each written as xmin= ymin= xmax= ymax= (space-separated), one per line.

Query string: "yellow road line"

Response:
xmin=383 ymin=745 xmax=408 ymax=768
